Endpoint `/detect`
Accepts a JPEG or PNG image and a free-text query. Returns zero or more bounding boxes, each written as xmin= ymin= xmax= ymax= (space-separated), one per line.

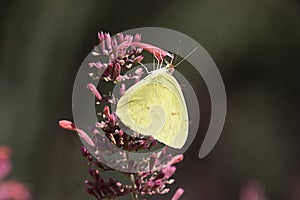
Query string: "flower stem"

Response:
xmin=130 ymin=174 xmax=138 ymax=200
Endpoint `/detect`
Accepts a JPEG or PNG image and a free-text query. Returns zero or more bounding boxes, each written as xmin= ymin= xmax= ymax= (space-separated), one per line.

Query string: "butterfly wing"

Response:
xmin=116 ymin=70 xmax=189 ymax=149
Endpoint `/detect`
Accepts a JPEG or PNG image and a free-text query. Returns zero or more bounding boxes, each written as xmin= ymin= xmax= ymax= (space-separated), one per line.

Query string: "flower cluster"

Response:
xmin=59 ymin=30 xmax=185 ymax=199
xmin=239 ymin=181 xmax=268 ymax=200
xmin=89 ymin=32 xmax=144 ymax=82
xmin=0 ymin=146 xmax=31 ymax=200
xmin=96 ymin=106 xmax=158 ymax=151
xmin=81 ymin=146 xmax=184 ymax=200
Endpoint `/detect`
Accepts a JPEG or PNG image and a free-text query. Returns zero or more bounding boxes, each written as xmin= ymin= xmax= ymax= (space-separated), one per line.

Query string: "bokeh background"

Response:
xmin=1 ymin=0 xmax=300 ymax=199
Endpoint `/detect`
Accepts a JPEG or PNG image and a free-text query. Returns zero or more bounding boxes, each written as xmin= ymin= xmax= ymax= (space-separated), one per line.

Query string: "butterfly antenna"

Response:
xmin=173 ymin=39 xmax=182 ymax=64
xmin=173 ymin=47 xmax=199 ymax=68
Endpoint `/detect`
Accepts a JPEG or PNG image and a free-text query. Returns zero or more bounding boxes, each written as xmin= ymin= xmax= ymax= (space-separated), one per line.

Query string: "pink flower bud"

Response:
xmin=98 ymin=31 xmax=105 ymax=41
xmin=0 ymin=180 xmax=31 ymax=200
xmin=0 ymin=146 xmax=12 ymax=180
xmin=134 ymin=68 xmax=143 ymax=75
xmin=105 ymin=33 xmax=112 ymax=51
xmin=108 ymin=113 xmax=116 ymax=126
xmin=134 ymin=67 xmax=144 ymax=83
xmin=239 ymin=181 xmax=265 ymax=200
xmin=149 ymin=153 xmax=157 ymax=171
xmin=88 ymin=61 xmax=104 ymax=69
xmin=131 ymin=42 xmax=172 ymax=62
xmin=115 ymin=75 xmax=123 ymax=83
xmin=167 ymin=154 xmax=184 ymax=166
xmin=95 ymin=122 xmax=105 ymax=129
xmin=76 ymin=129 xmax=95 ymax=148
xmin=86 ymin=83 xmax=102 ymax=101
xmin=0 ymin=146 xmax=11 ymax=160
xmin=118 ymin=130 xmax=124 ymax=137
xmin=120 ymin=84 xmax=126 ymax=96
xmin=117 ymin=33 xmax=124 ymax=43
xmin=134 ymin=33 xmax=141 ymax=42
xmin=124 ymin=35 xmax=133 ymax=43
xmin=134 ymin=55 xmax=144 ymax=63
xmin=171 ymin=188 xmax=184 ymax=200
xmin=113 ymin=63 xmax=121 ymax=78
xmin=162 ymin=166 xmax=176 ymax=179
xmin=58 ymin=120 xmax=76 ymax=131
xmin=103 ymin=106 xmax=110 ymax=117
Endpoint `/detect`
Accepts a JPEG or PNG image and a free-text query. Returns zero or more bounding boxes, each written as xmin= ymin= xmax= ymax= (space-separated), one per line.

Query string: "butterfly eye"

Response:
xmin=164 ymin=54 xmax=174 ymax=66
xmin=166 ymin=63 xmax=174 ymax=69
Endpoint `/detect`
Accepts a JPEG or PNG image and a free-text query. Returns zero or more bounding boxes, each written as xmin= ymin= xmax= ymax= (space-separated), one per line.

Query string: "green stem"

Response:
xmin=130 ymin=174 xmax=138 ymax=200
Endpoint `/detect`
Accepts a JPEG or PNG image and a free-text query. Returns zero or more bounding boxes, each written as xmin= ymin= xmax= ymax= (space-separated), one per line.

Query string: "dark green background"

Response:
xmin=1 ymin=0 xmax=300 ymax=199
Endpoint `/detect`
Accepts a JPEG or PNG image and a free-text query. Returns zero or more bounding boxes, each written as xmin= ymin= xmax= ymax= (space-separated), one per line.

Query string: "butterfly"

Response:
xmin=116 ymin=42 xmax=198 ymax=149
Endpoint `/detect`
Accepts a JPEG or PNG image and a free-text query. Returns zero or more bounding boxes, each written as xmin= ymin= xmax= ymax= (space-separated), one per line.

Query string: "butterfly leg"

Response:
xmin=138 ymin=62 xmax=150 ymax=74
xmin=158 ymin=50 xmax=163 ymax=69
xmin=153 ymin=50 xmax=160 ymax=70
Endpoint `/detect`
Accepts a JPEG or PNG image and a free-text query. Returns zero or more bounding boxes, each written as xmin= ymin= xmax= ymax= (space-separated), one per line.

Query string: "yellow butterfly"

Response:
xmin=116 ymin=44 xmax=197 ymax=149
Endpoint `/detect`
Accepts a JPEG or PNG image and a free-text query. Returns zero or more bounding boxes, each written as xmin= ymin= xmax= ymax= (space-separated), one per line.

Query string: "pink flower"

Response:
xmin=0 ymin=181 xmax=31 ymax=200
xmin=92 ymin=31 xmax=144 ymax=82
xmin=162 ymin=166 xmax=176 ymax=179
xmin=239 ymin=181 xmax=266 ymax=200
xmin=134 ymin=68 xmax=144 ymax=83
xmin=167 ymin=154 xmax=184 ymax=166
xmin=171 ymin=188 xmax=184 ymax=200
xmin=86 ymin=83 xmax=102 ymax=101
xmin=58 ymin=120 xmax=95 ymax=148
xmin=103 ymin=106 xmax=110 ymax=117
xmin=120 ymin=84 xmax=126 ymax=96
xmin=131 ymin=42 xmax=173 ymax=62
xmin=60 ymin=31 xmax=186 ymax=200
xmin=88 ymin=61 xmax=105 ymax=69
xmin=58 ymin=120 xmax=76 ymax=131
xmin=133 ymin=33 xmax=141 ymax=42
xmin=0 ymin=146 xmax=31 ymax=200
xmin=0 ymin=147 xmax=12 ymax=180
xmin=76 ymin=129 xmax=95 ymax=148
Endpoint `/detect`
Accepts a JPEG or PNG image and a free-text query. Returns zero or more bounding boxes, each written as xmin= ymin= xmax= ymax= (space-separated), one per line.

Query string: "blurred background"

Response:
xmin=0 ymin=0 xmax=300 ymax=199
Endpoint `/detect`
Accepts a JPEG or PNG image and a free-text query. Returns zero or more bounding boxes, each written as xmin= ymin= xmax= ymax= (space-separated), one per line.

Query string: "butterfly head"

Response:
xmin=166 ymin=63 xmax=174 ymax=69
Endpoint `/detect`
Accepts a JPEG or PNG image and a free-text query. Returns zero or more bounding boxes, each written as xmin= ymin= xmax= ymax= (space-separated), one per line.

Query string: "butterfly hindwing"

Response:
xmin=116 ymin=69 xmax=189 ymax=149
